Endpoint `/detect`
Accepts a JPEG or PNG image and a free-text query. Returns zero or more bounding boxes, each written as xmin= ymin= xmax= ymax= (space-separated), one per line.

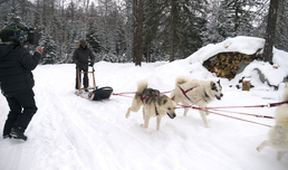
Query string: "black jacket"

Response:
xmin=0 ymin=44 xmax=40 ymax=97
xmin=72 ymin=47 xmax=95 ymax=69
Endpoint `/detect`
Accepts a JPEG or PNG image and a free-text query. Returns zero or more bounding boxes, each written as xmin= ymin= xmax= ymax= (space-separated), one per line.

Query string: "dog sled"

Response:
xmin=75 ymin=66 xmax=113 ymax=101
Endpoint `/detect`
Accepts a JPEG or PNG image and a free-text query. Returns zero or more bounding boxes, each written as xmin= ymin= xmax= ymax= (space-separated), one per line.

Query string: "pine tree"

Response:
xmin=39 ymin=34 xmax=59 ymax=64
xmin=215 ymin=0 xmax=260 ymax=39
xmin=275 ymin=0 xmax=288 ymax=52
xmin=159 ymin=0 xmax=208 ymax=61
xmin=143 ymin=0 xmax=161 ymax=62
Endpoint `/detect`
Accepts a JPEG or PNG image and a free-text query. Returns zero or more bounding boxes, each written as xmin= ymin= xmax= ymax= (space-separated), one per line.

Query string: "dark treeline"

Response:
xmin=0 ymin=0 xmax=287 ymax=65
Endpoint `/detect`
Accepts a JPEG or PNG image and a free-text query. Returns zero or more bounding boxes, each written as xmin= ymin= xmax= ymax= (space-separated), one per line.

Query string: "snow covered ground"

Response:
xmin=0 ymin=36 xmax=288 ymax=170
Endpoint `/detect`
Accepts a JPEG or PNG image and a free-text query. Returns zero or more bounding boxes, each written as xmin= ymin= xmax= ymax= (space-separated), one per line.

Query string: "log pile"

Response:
xmin=203 ymin=52 xmax=256 ymax=80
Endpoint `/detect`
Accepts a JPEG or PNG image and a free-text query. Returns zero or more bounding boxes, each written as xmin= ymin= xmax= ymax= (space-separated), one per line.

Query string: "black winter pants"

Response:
xmin=3 ymin=90 xmax=37 ymax=135
xmin=75 ymin=67 xmax=89 ymax=89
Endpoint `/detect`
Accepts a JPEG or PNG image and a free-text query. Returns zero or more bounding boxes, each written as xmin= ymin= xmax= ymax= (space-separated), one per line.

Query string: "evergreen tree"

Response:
xmin=0 ymin=0 xmax=277 ymax=64
xmin=215 ymin=0 xmax=261 ymax=39
xmin=159 ymin=0 xmax=208 ymax=61
xmin=39 ymin=34 xmax=59 ymax=64
xmin=275 ymin=0 xmax=288 ymax=52
xmin=143 ymin=0 xmax=165 ymax=62
xmin=202 ymin=1 xmax=225 ymax=44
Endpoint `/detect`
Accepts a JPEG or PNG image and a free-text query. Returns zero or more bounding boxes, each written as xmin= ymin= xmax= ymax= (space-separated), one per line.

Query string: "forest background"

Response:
xmin=0 ymin=0 xmax=287 ymax=65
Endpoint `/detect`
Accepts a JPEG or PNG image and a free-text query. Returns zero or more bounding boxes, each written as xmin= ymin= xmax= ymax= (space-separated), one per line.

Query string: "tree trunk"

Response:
xmin=169 ymin=0 xmax=177 ymax=62
xmin=132 ymin=0 xmax=144 ymax=66
xmin=262 ymin=0 xmax=279 ymax=64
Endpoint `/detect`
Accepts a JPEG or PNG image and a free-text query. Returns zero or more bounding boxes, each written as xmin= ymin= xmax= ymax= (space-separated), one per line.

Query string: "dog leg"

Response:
xmin=183 ymin=108 xmax=189 ymax=116
xmin=125 ymin=99 xmax=141 ymax=118
xmin=143 ymin=115 xmax=150 ymax=129
xmin=125 ymin=108 xmax=131 ymax=118
xmin=126 ymin=106 xmax=141 ymax=118
xmin=205 ymin=110 xmax=210 ymax=116
xmin=200 ymin=110 xmax=209 ymax=128
xmin=156 ymin=116 xmax=161 ymax=130
xmin=256 ymin=140 xmax=269 ymax=152
xmin=142 ymin=108 xmax=145 ymax=120
xmin=277 ymin=151 xmax=285 ymax=161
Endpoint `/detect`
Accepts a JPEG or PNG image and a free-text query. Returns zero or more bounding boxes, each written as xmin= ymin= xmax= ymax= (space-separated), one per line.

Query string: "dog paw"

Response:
xmin=140 ymin=124 xmax=148 ymax=129
xmin=203 ymin=124 xmax=209 ymax=128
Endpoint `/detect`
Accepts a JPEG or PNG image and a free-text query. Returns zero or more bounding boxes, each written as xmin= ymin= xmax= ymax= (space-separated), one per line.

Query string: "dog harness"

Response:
xmin=138 ymin=92 xmax=160 ymax=116
xmin=177 ymin=85 xmax=198 ymax=102
xmin=154 ymin=105 xmax=159 ymax=116
xmin=140 ymin=94 xmax=150 ymax=102
xmin=139 ymin=91 xmax=160 ymax=102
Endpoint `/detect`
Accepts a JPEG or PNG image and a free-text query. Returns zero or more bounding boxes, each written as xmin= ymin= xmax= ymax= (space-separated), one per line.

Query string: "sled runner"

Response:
xmin=76 ymin=66 xmax=113 ymax=101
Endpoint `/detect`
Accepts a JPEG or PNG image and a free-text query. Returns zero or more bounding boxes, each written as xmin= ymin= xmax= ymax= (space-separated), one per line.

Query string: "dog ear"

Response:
xmin=162 ymin=98 xmax=168 ymax=105
xmin=158 ymin=96 xmax=168 ymax=105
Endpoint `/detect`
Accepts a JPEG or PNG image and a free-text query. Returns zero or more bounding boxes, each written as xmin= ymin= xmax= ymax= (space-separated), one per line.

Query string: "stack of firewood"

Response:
xmin=203 ymin=52 xmax=255 ymax=80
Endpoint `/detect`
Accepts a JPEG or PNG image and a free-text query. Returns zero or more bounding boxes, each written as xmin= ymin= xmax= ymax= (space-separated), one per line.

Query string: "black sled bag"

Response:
xmin=88 ymin=86 xmax=113 ymax=101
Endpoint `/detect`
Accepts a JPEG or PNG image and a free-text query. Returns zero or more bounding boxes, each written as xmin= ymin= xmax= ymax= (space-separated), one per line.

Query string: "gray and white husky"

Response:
xmin=125 ymin=81 xmax=176 ymax=130
xmin=170 ymin=77 xmax=223 ymax=128
xmin=257 ymin=85 xmax=288 ymax=161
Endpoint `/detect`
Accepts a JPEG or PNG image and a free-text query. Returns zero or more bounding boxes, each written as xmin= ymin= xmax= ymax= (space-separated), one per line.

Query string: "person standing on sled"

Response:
xmin=0 ymin=23 xmax=43 ymax=140
xmin=72 ymin=39 xmax=95 ymax=92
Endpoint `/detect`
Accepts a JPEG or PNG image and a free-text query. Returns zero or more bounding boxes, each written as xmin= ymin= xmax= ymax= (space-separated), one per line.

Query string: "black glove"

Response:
xmin=89 ymin=62 xmax=94 ymax=67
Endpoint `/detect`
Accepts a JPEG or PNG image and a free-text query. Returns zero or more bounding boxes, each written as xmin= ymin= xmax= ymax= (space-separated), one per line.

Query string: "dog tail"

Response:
xmin=136 ymin=80 xmax=148 ymax=94
xmin=176 ymin=76 xmax=189 ymax=85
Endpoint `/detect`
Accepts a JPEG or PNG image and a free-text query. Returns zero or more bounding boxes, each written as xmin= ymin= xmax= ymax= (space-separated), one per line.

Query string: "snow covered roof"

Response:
xmin=187 ymin=36 xmax=265 ymax=64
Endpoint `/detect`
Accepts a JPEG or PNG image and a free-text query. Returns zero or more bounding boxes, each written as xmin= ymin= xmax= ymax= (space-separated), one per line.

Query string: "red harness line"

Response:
xmin=113 ymin=91 xmax=136 ymax=95
xmin=112 ymin=90 xmax=172 ymax=98
xmin=204 ymin=109 xmax=272 ymax=128
xmin=112 ymin=90 xmax=288 ymax=110
xmin=112 ymin=92 xmax=135 ymax=98
xmin=112 ymin=90 xmax=287 ymax=127
xmin=205 ymin=101 xmax=288 ymax=110
xmin=177 ymin=104 xmax=273 ymax=128
xmin=208 ymin=108 xmax=274 ymax=119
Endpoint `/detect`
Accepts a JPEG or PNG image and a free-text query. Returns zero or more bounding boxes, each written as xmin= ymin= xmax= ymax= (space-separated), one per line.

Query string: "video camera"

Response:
xmin=0 ymin=17 xmax=41 ymax=46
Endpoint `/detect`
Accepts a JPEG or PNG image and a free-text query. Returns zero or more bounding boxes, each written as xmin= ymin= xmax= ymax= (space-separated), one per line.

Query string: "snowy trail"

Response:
xmin=0 ymin=63 xmax=288 ymax=170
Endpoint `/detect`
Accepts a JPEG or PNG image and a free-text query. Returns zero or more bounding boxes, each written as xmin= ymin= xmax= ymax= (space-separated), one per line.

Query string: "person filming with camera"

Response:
xmin=0 ymin=21 xmax=43 ymax=141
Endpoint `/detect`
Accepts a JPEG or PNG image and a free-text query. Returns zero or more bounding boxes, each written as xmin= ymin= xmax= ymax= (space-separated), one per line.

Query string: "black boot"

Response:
xmin=10 ymin=127 xmax=27 ymax=141
xmin=3 ymin=134 xmax=11 ymax=139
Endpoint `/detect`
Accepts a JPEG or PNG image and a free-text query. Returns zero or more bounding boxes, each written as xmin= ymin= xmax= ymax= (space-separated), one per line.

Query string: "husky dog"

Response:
xmin=125 ymin=81 xmax=176 ymax=130
xmin=256 ymin=85 xmax=288 ymax=161
xmin=170 ymin=77 xmax=223 ymax=127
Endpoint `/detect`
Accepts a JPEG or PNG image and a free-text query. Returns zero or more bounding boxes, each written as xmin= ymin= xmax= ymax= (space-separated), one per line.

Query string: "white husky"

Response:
xmin=256 ymin=85 xmax=288 ymax=161
xmin=170 ymin=77 xmax=223 ymax=127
